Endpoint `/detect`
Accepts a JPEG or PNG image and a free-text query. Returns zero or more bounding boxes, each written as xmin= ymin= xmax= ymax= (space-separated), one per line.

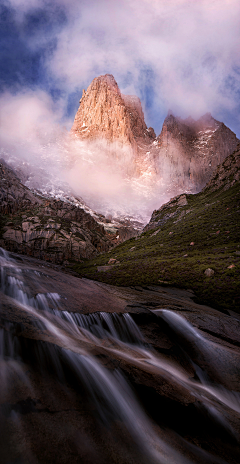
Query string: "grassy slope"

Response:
xmin=72 ymin=181 xmax=240 ymax=313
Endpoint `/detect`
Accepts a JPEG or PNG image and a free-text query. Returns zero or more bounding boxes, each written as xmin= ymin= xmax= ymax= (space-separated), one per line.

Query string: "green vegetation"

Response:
xmin=72 ymin=182 xmax=240 ymax=313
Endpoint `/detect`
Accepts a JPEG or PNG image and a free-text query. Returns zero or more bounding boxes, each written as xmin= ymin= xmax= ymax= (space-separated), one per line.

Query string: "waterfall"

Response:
xmin=0 ymin=247 xmax=238 ymax=464
xmin=50 ymin=309 xmax=145 ymax=345
xmin=0 ymin=247 xmax=192 ymax=464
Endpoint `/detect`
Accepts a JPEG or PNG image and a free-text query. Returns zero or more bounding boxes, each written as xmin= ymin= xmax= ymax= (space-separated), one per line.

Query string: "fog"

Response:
xmin=0 ymin=90 xmax=171 ymax=223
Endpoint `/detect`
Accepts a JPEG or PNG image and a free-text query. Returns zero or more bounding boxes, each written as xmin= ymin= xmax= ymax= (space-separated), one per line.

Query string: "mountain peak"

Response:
xmin=200 ymin=111 xmax=212 ymax=120
xmin=91 ymin=74 xmax=120 ymax=93
xmin=156 ymin=110 xmax=238 ymax=191
xmin=70 ymin=73 xmax=239 ymax=194
xmin=71 ymin=74 xmax=149 ymax=148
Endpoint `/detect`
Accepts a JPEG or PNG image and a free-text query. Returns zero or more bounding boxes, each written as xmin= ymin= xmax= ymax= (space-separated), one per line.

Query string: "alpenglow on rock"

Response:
xmin=71 ymin=74 xmax=156 ymax=176
xmin=71 ymin=74 xmax=239 ymax=193
xmin=71 ymin=74 xmax=155 ymax=147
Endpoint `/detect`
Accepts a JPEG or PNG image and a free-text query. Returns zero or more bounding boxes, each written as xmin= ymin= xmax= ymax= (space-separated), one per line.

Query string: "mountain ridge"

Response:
xmin=71 ymin=74 xmax=239 ymax=193
xmin=0 ymin=159 xmax=139 ymax=264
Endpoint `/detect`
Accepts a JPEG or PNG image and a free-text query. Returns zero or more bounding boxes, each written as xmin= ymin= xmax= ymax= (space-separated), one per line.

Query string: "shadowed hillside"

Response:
xmin=72 ymin=146 xmax=240 ymax=313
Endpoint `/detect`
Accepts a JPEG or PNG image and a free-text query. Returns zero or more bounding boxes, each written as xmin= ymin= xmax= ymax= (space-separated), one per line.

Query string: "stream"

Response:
xmin=0 ymin=247 xmax=240 ymax=464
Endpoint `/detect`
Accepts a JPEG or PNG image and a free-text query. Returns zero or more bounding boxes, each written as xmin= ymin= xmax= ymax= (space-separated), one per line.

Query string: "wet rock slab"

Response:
xmin=4 ymin=252 xmax=240 ymax=347
xmin=1 ymin=251 xmax=240 ymax=464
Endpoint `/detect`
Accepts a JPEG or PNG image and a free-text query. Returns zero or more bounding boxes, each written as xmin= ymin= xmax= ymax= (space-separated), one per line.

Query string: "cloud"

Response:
xmin=0 ymin=89 xmax=163 ymax=221
xmin=0 ymin=90 xmax=64 ymax=149
xmin=2 ymin=0 xmax=240 ymax=135
xmin=43 ymin=0 xmax=240 ymax=133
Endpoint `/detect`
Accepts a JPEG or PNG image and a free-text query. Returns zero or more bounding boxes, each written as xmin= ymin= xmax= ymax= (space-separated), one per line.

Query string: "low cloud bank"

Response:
xmin=0 ymin=90 xmax=170 ymax=222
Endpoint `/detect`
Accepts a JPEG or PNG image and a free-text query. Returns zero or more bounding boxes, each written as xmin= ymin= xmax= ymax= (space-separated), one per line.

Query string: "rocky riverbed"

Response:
xmin=1 ymin=249 xmax=240 ymax=464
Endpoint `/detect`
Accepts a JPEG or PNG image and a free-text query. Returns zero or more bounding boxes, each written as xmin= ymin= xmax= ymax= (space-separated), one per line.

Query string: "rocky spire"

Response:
xmin=71 ymin=74 xmax=154 ymax=148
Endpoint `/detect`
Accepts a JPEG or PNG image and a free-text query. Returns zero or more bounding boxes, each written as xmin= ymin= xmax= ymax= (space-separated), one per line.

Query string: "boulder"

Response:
xmin=204 ymin=268 xmax=215 ymax=276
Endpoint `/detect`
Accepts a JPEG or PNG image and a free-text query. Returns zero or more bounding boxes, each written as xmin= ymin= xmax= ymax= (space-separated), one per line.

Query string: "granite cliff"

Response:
xmin=71 ymin=74 xmax=155 ymax=147
xmin=156 ymin=112 xmax=239 ymax=191
xmin=71 ymin=74 xmax=156 ymax=175
xmin=71 ymin=74 xmax=239 ymax=192
xmin=0 ymin=160 xmax=137 ymax=264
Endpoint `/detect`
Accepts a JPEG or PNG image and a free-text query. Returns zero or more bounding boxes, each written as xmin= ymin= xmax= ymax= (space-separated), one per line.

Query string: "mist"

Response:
xmin=0 ymin=90 xmax=171 ymax=223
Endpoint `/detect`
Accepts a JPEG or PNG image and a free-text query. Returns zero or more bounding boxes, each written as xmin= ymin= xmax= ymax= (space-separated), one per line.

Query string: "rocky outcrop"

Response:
xmin=1 ymin=205 xmax=110 ymax=264
xmin=155 ymin=112 xmax=239 ymax=192
xmin=0 ymin=160 xmax=140 ymax=263
xmin=71 ymin=74 xmax=156 ymax=174
xmin=143 ymin=194 xmax=189 ymax=232
xmin=0 ymin=161 xmax=113 ymax=263
xmin=204 ymin=143 xmax=240 ymax=192
xmin=0 ymin=159 xmax=42 ymax=215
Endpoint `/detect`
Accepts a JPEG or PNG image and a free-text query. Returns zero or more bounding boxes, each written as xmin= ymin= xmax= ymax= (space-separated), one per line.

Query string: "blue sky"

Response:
xmin=1 ymin=0 xmax=240 ymax=138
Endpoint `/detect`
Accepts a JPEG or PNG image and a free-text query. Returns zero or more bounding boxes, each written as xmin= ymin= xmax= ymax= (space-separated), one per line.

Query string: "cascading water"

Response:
xmin=0 ymin=248 xmax=190 ymax=464
xmin=50 ymin=309 xmax=145 ymax=345
xmin=0 ymin=247 xmax=239 ymax=464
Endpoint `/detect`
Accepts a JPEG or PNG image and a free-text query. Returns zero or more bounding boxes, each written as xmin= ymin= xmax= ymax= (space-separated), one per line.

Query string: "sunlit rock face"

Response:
xmin=71 ymin=74 xmax=131 ymax=143
xmin=71 ymin=75 xmax=239 ymax=193
xmin=71 ymin=74 xmax=154 ymax=145
xmin=71 ymin=74 xmax=156 ymax=175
